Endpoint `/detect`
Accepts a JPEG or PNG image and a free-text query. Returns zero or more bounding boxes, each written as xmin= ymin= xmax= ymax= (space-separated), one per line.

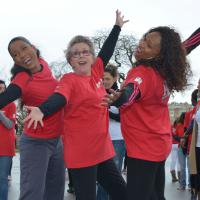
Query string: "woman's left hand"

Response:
xmin=23 ymin=106 xmax=44 ymax=129
xmin=115 ymin=9 xmax=129 ymax=28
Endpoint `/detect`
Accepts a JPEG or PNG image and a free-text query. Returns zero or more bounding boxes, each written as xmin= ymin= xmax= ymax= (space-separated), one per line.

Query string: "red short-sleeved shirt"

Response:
xmin=12 ymin=59 xmax=63 ymax=139
xmin=174 ymin=123 xmax=184 ymax=148
xmin=175 ymin=123 xmax=184 ymax=138
xmin=121 ymin=65 xmax=172 ymax=162
xmin=0 ymin=102 xmax=16 ymax=156
xmin=55 ymin=57 xmax=115 ymax=168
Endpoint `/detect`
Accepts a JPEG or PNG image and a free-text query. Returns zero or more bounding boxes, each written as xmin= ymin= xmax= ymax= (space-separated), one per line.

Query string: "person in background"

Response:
xmin=180 ymin=89 xmax=199 ymax=194
xmin=181 ymin=79 xmax=200 ymax=199
xmin=0 ymin=37 xmax=65 ymax=200
xmin=175 ymin=112 xmax=191 ymax=191
xmin=191 ymin=81 xmax=200 ymax=200
xmin=0 ymin=80 xmax=16 ymax=200
xmin=103 ymin=65 xmax=126 ymax=172
xmin=170 ymin=119 xmax=180 ymax=182
xmin=102 ymin=26 xmax=191 ymax=200
xmin=97 ymin=65 xmax=126 ymax=200
xmin=8 ymin=123 xmax=18 ymax=182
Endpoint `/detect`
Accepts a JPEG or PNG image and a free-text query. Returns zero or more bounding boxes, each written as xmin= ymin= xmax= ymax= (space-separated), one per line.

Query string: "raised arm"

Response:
xmin=98 ymin=10 xmax=129 ymax=67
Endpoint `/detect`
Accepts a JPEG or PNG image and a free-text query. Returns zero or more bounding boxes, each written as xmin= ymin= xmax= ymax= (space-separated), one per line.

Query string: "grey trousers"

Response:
xmin=19 ymin=134 xmax=65 ymax=200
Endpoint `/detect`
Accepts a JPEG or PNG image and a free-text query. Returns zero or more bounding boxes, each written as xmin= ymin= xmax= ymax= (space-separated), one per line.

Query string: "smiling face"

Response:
xmin=69 ymin=42 xmax=95 ymax=76
xmin=134 ymin=31 xmax=161 ymax=61
xmin=9 ymin=39 xmax=41 ymax=73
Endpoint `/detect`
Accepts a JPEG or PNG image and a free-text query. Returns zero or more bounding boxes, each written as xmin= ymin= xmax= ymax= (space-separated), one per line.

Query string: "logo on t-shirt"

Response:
xmin=96 ymin=79 xmax=103 ymax=89
xmin=134 ymin=77 xmax=142 ymax=84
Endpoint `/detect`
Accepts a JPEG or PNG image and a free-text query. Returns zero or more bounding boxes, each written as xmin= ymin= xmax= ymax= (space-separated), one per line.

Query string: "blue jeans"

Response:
xmin=178 ymin=147 xmax=190 ymax=188
xmin=0 ymin=156 xmax=12 ymax=200
xmin=97 ymin=140 xmax=126 ymax=200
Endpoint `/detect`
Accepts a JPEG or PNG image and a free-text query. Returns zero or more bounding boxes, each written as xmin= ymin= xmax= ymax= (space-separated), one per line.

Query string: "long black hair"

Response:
xmin=8 ymin=36 xmax=41 ymax=80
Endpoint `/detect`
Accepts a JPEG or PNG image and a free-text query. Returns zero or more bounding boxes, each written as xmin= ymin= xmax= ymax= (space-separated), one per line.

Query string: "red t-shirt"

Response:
xmin=175 ymin=123 xmax=184 ymax=148
xmin=175 ymin=123 xmax=184 ymax=137
xmin=121 ymin=65 xmax=172 ymax=162
xmin=12 ymin=59 xmax=63 ymax=139
xmin=184 ymin=108 xmax=196 ymax=129
xmin=0 ymin=102 xmax=16 ymax=156
xmin=172 ymin=125 xmax=179 ymax=144
xmin=55 ymin=57 xmax=115 ymax=168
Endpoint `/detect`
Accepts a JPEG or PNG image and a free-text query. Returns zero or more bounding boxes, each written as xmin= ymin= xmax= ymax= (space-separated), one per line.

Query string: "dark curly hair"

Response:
xmin=135 ymin=26 xmax=192 ymax=93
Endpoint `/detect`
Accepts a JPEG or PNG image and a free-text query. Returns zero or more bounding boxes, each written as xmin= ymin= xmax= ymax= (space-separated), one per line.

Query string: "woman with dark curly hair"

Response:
xmin=102 ymin=26 xmax=191 ymax=200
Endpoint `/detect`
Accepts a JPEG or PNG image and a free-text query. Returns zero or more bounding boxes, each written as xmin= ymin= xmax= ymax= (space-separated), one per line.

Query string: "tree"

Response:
xmin=92 ymin=29 xmax=137 ymax=69
xmin=49 ymin=60 xmax=72 ymax=79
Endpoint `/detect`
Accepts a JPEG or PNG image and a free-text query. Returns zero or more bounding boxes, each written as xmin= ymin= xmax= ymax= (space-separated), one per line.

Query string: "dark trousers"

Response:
xmin=127 ymin=157 xmax=166 ymax=200
xmin=70 ymin=158 xmax=127 ymax=200
xmin=19 ymin=134 xmax=65 ymax=200
xmin=191 ymin=147 xmax=200 ymax=191
xmin=68 ymin=169 xmax=74 ymax=188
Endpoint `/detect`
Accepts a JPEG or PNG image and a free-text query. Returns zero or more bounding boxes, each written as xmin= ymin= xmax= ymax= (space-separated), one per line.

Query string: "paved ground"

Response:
xmin=8 ymin=154 xmax=191 ymax=200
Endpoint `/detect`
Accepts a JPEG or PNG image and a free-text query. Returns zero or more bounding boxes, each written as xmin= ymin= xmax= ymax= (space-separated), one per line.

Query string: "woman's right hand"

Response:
xmin=101 ymin=89 xmax=122 ymax=107
xmin=23 ymin=106 xmax=44 ymax=129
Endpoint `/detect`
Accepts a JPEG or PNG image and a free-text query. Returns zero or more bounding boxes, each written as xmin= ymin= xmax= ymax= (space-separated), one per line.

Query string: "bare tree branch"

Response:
xmin=92 ymin=30 xmax=137 ymax=69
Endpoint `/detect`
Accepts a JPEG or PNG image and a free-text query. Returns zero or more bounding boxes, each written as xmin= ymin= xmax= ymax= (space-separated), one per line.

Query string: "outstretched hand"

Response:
xmin=115 ymin=9 xmax=129 ymax=28
xmin=23 ymin=106 xmax=44 ymax=129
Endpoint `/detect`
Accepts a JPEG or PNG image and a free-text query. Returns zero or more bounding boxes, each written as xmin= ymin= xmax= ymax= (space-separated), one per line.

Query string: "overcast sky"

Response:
xmin=0 ymin=0 xmax=199 ymax=103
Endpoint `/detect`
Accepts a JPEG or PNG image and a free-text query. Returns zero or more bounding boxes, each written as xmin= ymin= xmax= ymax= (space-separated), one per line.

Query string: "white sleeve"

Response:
xmin=195 ymin=108 xmax=200 ymax=124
